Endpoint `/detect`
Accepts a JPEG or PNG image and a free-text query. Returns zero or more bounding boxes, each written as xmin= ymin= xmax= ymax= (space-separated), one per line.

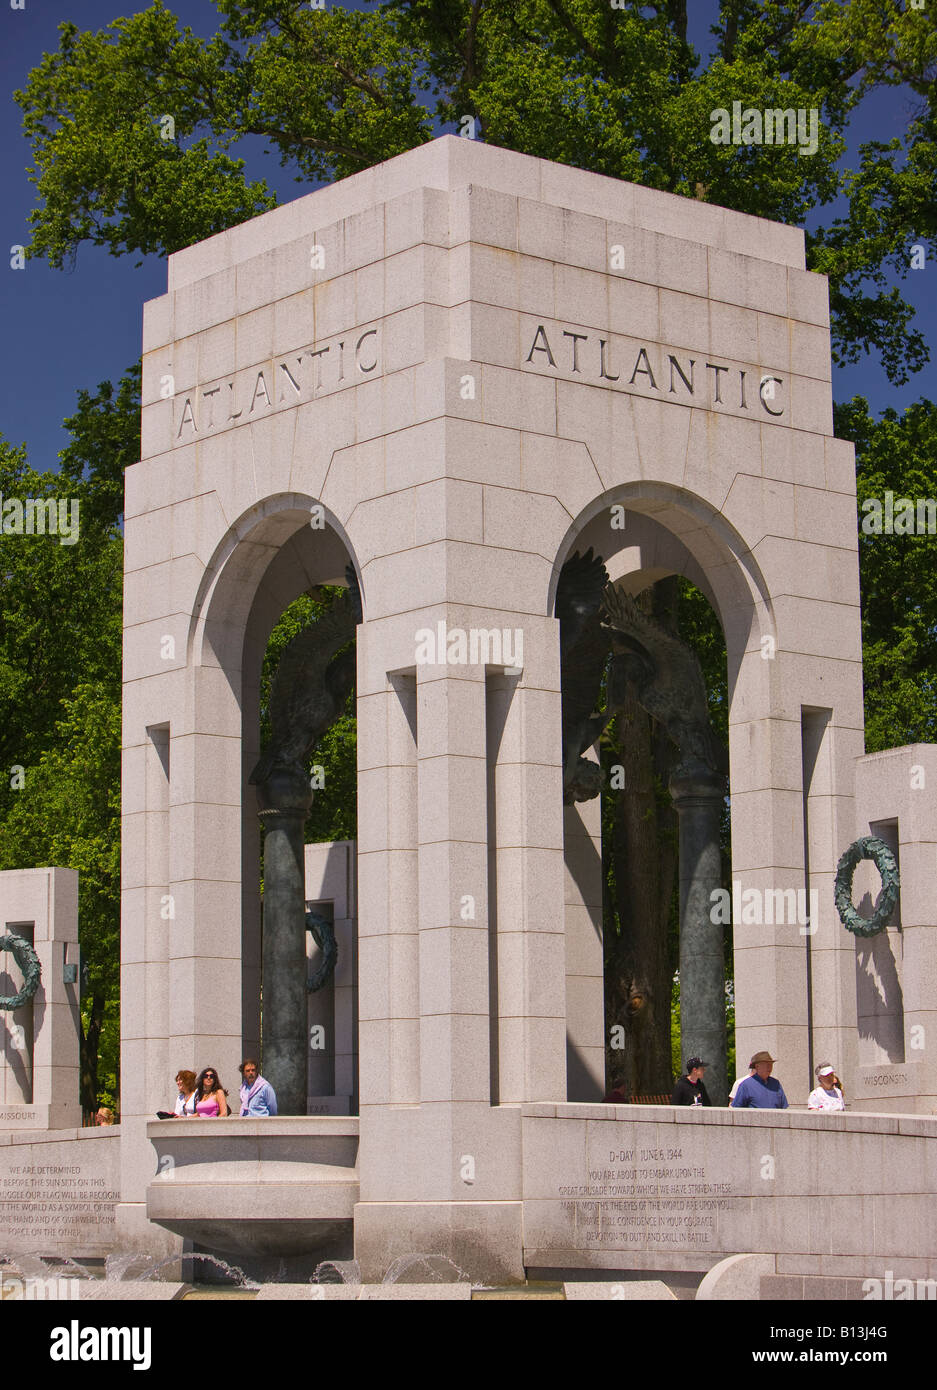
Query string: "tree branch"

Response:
xmin=543 ymin=0 xmax=606 ymax=71
xmin=464 ymin=0 xmax=484 ymax=87
xmin=244 ymin=124 xmax=370 ymax=163
xmin=272 ymin=8 xmax=390 ymax=107
xmin=721 ymin=0 xmax=741 ymax=63
xmin=666 ymin=0 xmax=688 ymax=47
xmin=329 ymin=57 xmax=389 ymax=106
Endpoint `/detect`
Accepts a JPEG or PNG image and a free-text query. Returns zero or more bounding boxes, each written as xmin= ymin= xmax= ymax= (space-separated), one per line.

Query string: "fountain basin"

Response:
xmin=146 ymin=1117 xmax=358 ymax=1257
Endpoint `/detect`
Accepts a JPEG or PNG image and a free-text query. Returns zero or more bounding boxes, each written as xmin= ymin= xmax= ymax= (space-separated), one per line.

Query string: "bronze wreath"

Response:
xmin=0 ymin=932 xmax=42 ymax=1010
xmin=834 ymin=836 xmax=900 ymax=938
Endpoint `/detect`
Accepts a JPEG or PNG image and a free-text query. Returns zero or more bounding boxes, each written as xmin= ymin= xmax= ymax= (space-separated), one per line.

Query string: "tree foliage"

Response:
xmin=258 ymin=591 xmax=358 ymax=846
xmin=0 ymin=686 xmax=121 ymax=1112
xmin=14 ymin=0 xmax=934 ymax=380
xmin=836 ymin=395 xmax=937 ymax=752
xmin=0 ymin=440 xmax=122 ymax=825
xmin=0 ymin=434 xmax=122 ymax=1109
xmin=58 ymin=363 xmax=143 ymax=530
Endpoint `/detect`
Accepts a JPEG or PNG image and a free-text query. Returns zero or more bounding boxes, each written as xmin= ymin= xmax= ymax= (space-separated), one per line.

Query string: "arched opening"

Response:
xmin=189 ymin=497 xmax=361 ymax=1115
xmin=552 ymin=485 xmax=774 ymax=1106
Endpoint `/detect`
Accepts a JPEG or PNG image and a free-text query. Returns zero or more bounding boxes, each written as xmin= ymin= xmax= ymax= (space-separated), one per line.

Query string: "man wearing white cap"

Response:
xmin=808 ymin=1063 xmax=845 ymax=1111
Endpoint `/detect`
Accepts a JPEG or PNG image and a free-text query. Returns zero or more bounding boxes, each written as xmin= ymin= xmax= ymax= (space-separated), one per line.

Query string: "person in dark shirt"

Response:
xmin=671 ymin=1056 xmax=712 ymax=1106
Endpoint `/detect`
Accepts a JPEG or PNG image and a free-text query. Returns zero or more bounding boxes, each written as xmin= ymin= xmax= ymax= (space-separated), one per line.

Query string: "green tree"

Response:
xmin=0 ymin=684 xmax=121 ymax=1113
xmin=15 ymin=1 xmax=934 ymax=379
xmin=0 ymin=438 xmax=123 ymax=1110
xmin=0 ymin=441 xmax=122 ymax=825
xmin=58 ymin=363 xmax=142 ymax=531
xmin=836 ymin=396 xmax=937 ymax=752
xmin=258 ymin=591 xmax=358 ymax=845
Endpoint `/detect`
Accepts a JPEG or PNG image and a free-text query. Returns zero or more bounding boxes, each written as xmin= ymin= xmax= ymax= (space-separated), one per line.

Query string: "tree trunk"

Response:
xmin=604 ymin=580 xmax=681 ymax=1097
xmin=602 ymin=576 xmax=729 ymax=1097
xmin=604 ymin=684 xmax=677 ymax=1097
xmin=80 ymin=992 xmax=104 ymax=1114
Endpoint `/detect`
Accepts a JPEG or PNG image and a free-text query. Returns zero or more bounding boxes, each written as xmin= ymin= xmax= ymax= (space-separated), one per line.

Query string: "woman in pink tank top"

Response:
xmin=193 ymin=1066 xmax=229 ymax=1117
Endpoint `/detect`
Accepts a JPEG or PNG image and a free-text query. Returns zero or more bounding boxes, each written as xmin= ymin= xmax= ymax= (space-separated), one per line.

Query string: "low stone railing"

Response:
xmin=521 ymin=1102 xmax=937 ymax=1280
xmin=146 ymin=1116 xmax=359 ymax=1256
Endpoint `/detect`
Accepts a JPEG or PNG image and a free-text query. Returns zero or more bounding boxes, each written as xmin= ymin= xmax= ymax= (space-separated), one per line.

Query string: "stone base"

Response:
xmin=114 ymin=1203 xmax=184 ymax=1266
xmin=521 ymin=1103 xmax=937 ymax=1277
xmin=189 ymin=1239 xmax=355 ymax=1285
xmin=254 ymin=1282 xmax=472 ymax=1300
xmin=525 ymin=1247 xmax=717 ymax=1273
xmin=565 ymin=1280 xmax=676 ymax=1300
xmin=696 ymin=1254 xmax=937 ymax=1300
xmin=353 ymin=1201 xmax=525 ymax=1285
xmin=151 ymin=1213 xmax=354 ymax=1260
xmin=77 ymin=1280 xmax=187 ymax=1301
xmin=697 ymin=1253 xmax=775 ymax=1300
xmin=0 ymin=1128 xmax=120 ymax=1259
xmin=144 ymin=1116 xmax=359 ymax=1260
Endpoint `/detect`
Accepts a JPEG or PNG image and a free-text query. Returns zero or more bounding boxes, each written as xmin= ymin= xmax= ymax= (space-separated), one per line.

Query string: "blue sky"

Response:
xmin=0 ymin=0 xmax=933 ymax=475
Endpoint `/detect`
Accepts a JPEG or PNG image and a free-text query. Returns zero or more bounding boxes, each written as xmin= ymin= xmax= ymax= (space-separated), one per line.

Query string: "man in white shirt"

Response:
xmin=728 ymin=1064 xmax=753 ymax=1104
xmin=808 ymin=1062 xmax=845 ymax=1110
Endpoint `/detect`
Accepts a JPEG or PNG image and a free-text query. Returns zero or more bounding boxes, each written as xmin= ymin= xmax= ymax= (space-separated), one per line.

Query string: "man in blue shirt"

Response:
xmin=238 ymin=1058 xmax=278 ymax=1116
xmin=731 ymin=1051 xmax=788 ymax=1108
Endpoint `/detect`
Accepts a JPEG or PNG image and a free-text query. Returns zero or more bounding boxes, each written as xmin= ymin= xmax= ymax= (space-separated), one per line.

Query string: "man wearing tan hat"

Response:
xmin=731 ymin=1051 xmax=789 ymax=1108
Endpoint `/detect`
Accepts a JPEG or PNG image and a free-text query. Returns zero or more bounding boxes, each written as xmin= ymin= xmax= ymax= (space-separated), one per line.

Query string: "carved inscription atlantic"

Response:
xmin=522 ymin=318 xmax=785 ymax=420
xmin=172 ymin=325 xmax=381 ymax=443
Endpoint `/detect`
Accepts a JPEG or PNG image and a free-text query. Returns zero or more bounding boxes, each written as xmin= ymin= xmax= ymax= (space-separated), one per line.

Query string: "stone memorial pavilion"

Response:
xmin=2 ymin=137 xmax=936 ymax=1297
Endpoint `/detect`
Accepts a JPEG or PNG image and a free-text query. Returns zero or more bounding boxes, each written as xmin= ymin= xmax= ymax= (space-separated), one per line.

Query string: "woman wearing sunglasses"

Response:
xmin=193 ymin=1066 xmax=230 ymax=1117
